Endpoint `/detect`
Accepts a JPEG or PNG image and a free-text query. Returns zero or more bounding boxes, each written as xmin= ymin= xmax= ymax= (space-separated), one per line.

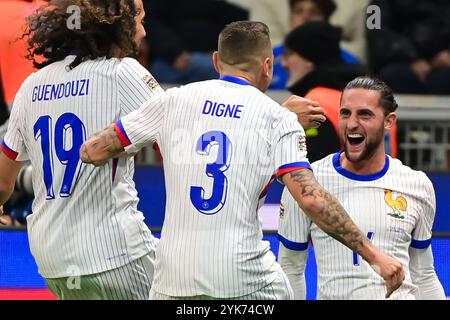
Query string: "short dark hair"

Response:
xmin=26 ymin=0 xmax=139 ymax=70
xmin=344 ymin=76 xmax=399 ymax=115
xmin=289 ymin=0 xmax=337 ymax=20
xmin=218 ymin=21 xmax=272 ymax=71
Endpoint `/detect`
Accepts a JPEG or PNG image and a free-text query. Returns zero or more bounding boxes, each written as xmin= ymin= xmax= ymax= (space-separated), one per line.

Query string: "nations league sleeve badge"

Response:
xmin=298 ymin=135 xmax=307 ymax=152
xmin=142 ymin=75 xmax=160 ymax=91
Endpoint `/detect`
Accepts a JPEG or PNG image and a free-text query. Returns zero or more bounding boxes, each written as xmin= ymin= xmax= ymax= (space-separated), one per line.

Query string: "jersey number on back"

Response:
xmin=190 ymin=131 xmax=232 ymax=215
xmin=34 ymin=113 xmax=86 ymax=200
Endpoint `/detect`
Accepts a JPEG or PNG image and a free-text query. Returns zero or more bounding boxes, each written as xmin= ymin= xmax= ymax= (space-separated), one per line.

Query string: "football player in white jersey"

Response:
xmin=0 ymin=0 xmax=162 ymax=299
xmin=278 ymin=76 xmax=446 ymax=300
xmin=81 ymin=22 xmax=405 ymax=300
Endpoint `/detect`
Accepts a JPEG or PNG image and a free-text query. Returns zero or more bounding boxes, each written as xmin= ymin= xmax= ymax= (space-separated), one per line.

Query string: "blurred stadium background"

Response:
xmin=1 ymin=0 xmax=450 ymax=299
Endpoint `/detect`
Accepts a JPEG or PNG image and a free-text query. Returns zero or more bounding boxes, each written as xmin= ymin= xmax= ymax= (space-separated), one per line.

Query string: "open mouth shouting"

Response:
xmin=346 ymin=133 xmax=365 ymax=150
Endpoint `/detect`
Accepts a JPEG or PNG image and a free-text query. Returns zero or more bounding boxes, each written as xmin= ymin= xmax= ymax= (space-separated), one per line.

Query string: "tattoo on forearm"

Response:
xmin=289 ymin=169 xmax=368 ymax=252
xmin=81 ymin=124 xmax=124 ymax=164
xmin=90 ymin=125 xmax=124 ymax=156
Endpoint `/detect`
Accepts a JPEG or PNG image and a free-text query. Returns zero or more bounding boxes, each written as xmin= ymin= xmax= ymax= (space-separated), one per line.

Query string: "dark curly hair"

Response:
xmin=26 ymin=0 xmax=139 ymax=70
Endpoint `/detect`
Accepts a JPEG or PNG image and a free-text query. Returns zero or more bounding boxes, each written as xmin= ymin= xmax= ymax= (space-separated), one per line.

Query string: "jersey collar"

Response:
xmin=332 ymin=150 xmax=390 ymax=181
xmin=220 ymin=75 xmax=251 ymax=86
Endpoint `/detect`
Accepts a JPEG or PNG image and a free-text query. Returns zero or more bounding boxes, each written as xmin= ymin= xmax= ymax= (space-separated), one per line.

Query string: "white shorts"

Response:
xmin=150 ymin=268 xmax=293 ymax=300
xmin=45 ymin=252 xmax=155 ymax=300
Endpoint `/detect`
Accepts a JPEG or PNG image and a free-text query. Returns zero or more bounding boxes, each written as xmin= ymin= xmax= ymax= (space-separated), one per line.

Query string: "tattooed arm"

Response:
xmin=284 ymin=168 xmax=369 ymax=251
xmin=282 ymin=168 xmax=405 ymax=298
xmin=80 ymin=124 xmax=124 ymax=167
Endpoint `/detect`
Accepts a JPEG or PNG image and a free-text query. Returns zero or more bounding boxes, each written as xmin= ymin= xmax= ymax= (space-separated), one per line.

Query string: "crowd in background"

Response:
xmin=139 ymin=0 xmax=450 ymax=95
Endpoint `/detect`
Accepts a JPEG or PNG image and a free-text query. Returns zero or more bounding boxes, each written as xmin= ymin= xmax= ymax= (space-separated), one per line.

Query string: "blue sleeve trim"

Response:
xmin=278 ymin=162 xmax=312 ymax=171
xmin=410 ymin=238 xmax=432 ymax=249
xmin=277 ymin=234 xmax=308 ymax=251
xmin=116 ymin=119 xmax=130 ymax=140
xmin=276 ymin=162 xmax=312 ymax=180
xmin=1 ymin=140 xmax=19 ymax=160
xmin=114 ymin=119 xmax=132 ymax=147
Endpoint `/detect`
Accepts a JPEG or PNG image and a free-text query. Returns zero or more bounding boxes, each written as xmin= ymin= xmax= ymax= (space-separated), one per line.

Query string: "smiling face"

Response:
xmin=339 ymin=88 xmax=391 ymax=163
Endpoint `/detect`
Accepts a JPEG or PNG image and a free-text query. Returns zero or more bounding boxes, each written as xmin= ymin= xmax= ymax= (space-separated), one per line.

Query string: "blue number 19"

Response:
xmin=34 ymin=113 xmax=86 ymax=200
xmin=190 ymin=131 xmax=232 ymax=215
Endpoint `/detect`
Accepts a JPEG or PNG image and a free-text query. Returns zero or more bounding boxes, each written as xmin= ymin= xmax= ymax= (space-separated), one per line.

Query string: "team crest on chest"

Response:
xmin=384 ymin=189 xmax=408 ymax=219
xmin=142 ymin=75 xmax=160 ymax=91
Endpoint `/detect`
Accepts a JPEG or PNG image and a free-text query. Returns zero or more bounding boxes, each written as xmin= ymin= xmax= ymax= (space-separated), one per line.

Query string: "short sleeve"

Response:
xmin=117 ymin=58 xmax=164 ymax=114
xmin=272 ymin=110 xmax=311 ymax=180
xmin=2 ymin=88 xmax=29 ymax=161
xmin=114 ymin=89 xmax=169 ymax=154
xmin=411 ymin=173 xmax=436 ymax=249
xmin=278 ymin=187 xmax=311 ymax=251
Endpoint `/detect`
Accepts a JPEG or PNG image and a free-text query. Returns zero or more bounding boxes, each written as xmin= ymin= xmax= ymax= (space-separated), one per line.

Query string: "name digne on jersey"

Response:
xmin=202 ymin=100 xmax=244 ymax=119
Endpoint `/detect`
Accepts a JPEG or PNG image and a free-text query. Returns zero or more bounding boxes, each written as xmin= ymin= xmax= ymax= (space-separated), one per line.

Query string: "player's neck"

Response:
xmin=111 ymin=45 xmax=123 ymax=58
xmin=340 ymin=148 xmax=387 ymax=175
xmin=221 ymin=72 xmax=253 ymax=85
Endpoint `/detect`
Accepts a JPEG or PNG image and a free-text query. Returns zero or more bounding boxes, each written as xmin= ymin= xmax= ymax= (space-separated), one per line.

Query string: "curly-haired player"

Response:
xmin=0 ymin=0 xmax=162 ymax=300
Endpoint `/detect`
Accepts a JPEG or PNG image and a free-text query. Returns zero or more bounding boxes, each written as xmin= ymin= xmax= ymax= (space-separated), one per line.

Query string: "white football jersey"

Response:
xmin=2 ymin=55 xmax=163 ymax=278
xmin=116 ymin=76 xmax=311 ymax=297
xmin=279 ymin=152 xmax=436 ymax=300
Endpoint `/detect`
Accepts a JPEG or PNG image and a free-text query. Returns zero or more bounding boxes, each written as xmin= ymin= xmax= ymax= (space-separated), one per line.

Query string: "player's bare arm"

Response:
xmin=284 ymin=169 xmax=368 ymax=249
xmin=282 ymin=95 xmax=326 ymax=129
xmin=80 ymin=124 xmax=124 ymax=167
xmin=0 ymin=153 xmax=23 ymax=225
xmin=283 ymin=168 xmax=405 ymax=298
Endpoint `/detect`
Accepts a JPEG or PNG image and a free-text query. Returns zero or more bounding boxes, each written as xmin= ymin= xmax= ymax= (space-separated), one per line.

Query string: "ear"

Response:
xmin=263 ymin=57 xmax=273 ymax=78
xmin=212 ymin=51 xmax=221 ymax=74
xmin=384 ymin=112 xmax=397 ymax=130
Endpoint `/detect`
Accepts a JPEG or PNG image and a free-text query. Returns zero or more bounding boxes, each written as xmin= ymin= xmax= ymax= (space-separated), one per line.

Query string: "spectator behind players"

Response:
xmin=143 ymin=0 xmax=248 ymax=84
xmin=368 ymin=0 xmax=450 ymax=95
xmin=269 ymin=0 xmax=360 ymax=89
xmin=282 ymin=21 xmax=371 ymax=162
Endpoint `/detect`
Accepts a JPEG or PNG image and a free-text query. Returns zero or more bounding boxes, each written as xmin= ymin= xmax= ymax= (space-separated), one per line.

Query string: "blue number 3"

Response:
xmin=190 ymin=131 xmax=232 ymax=215
xmin=34 ymin=113 xmax=86 ymax=200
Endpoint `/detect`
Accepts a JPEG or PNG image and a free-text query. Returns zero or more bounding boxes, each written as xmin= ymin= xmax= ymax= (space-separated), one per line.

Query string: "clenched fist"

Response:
xmin=282 ymin=95 xmax=326 ymax=129
xmin=370 ymin=253 xmax=405 ymax=298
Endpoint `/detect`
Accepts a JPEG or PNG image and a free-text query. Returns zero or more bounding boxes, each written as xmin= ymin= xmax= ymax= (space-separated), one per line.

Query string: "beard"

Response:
xmin=344 ymin=127 xmax=385 ymax=163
